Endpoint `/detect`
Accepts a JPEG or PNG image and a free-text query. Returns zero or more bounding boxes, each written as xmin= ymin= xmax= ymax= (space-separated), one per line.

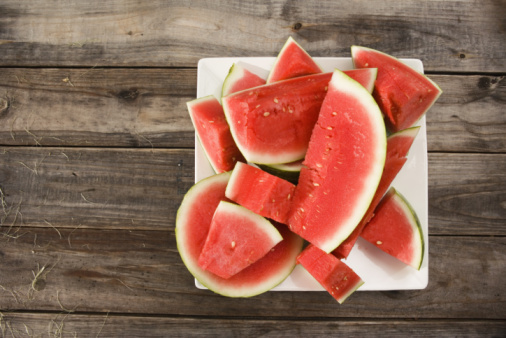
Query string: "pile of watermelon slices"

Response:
xmin=177 ymin=37 xmax=441 ymax=303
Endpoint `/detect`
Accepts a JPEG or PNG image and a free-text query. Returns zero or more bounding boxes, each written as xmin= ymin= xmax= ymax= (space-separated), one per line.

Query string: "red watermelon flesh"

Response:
xmin=351 ymin=46 xmax=442 ymax=132
xmin=287 ymin=69 xmax=386 ymax=253
xmin=343 ymin=68 xmax=378 ymax=94
xmin=361 ymin=188 xmax=425 ymax=270
xmin=198 ymin=201 xmax=283 ymax=279
xmin=222 ymin=72 xmax=333 ymax=164
xmin=267 ymin=36 xmax=322 ymax=83
xmin=176 ymin=172 xmax=303 ymax=297
xmin=225 ymin=161 xmax=296 ymax=224
xmin=297 ymin=244 xmax=364 ymax=304
xmin=187 ymin=95 xmax=245 ymax=173
xmin=332 ymin=126 xmax=420 ymax=259
xmin=222 ymin=63 xmax=266 ymax=97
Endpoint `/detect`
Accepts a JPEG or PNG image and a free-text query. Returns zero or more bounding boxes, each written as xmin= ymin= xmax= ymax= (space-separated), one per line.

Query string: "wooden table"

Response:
xmin=1 ymin=1 xmax=505 ymax=336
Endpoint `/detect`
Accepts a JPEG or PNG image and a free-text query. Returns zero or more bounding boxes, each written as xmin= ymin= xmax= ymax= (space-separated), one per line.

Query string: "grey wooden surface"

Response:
xmin=1 ymin=0 xmax=505 ymax=336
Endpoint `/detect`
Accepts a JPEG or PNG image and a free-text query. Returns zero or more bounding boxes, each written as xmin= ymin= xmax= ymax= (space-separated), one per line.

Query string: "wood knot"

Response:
xmin=477 ymin=77 xmax=491 ymax=90
xmin=292 ymin=22 xmax=303 ymax=31
xmin=117 ymin=88 xmax=139 ymax=102
xmin=0 ymin=97 xmax=9 ymax=116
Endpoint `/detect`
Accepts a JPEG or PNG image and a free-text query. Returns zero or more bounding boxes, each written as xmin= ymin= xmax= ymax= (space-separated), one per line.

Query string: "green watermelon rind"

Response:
xmin=390 ymin=189 xmax=425 ymax=270
xmin=336 ymin=279 xmax=365 ymax=304
xmin=176 ymin=172 xmax=303 ymax=298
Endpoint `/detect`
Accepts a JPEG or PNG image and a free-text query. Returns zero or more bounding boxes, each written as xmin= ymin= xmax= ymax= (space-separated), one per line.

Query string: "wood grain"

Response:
xmin=1 ymin=69 xmax=505 ymax=153
xmin=0 ymin=227 xmax=504 ymax=318
xmin=0 ymin=313 xmax=505 ymax=337
xmin=0 ymin=0 xmax=505 ymax=71
xmin=0 ymin=148 xmax=504 ymax=235
xmin=0 ymin=147 xmax=195 ymax=231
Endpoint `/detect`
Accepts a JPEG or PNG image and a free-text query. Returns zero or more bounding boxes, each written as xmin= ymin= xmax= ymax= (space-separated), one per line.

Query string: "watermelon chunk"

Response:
xmin=361 ymin=188 xmax=425 ymax=270
xmin=176 ymin=172 xmax=304 ymax=297
xmin=288 ymin=69 xmax=386 ymax=253
xmin=297 ymin=244 xmax=364 ymax=304
xmin=198 ymin=201 xmax=283 ymax=279
xmin=187 ymin=95 xmax=245 ymax=173
xmin=222 ymin=72 xmax=333 ymax=164
xmin=225 ymin=162 xmax=296 ymax=224
xmin=332 ymin=126 xmax=420 ymax=259
xmin=351 ymin=46 xmax=442 ymax=132
xmin=267 ymin=36 xmax=322 ymax=83
xmin=222 ymin=62 xmax=266 ymax=97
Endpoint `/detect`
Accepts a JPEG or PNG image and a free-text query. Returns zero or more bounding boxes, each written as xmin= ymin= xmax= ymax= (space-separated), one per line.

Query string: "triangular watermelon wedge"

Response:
xmin=187 ymin=95 xmax=245 ymax=173
xmin=297 ymin=244 xmax=364 ymax=303
xmin=198 ymin=201 xmax=283 ymax=279
xmin=267 ymin=36 xmax=322 ymax=83
xmin=222 ymin=62 xmax=267 ymax=97
xmin=361 ymin=188 xmax=425 ymax=270
xmin=351 ymin=46 xmax=442 ymax=132
xmin=332 ymin=126 xmax=420 ymax=259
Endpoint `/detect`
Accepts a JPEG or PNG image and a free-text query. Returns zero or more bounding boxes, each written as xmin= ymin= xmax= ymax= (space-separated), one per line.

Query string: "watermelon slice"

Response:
xmin=361 ymin=188 xmax=424 ymax=270
xmin=297 ymin=244 xmax=364 ymax=303
xmin=225 ymin=162 xmax=296 ymax=224
xmin=222 ymin=72 xmax=333 ymax=164
xmin=351 ymin=46 xmax=442 ymax=132
xmin=267 ymin=36 xmax=322 ymax=83
xmin=198 ymin=201 xmax=283 ymax=279
xmin=187 ymin=95 xmax=245 ymax=173
xmin=332 ymin=126 xmax=420 ymax=259
xmin=222 ymin=62 xmax=266 ymax=97
xmin=176 ymin=172 xmax=303 ymax=297
xmin=287 ymin=69 xmax=386 ymax=253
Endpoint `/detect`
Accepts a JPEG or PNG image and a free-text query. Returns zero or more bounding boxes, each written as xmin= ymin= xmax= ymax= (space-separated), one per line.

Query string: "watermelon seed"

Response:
xmin=255 ymin=104 xmax=261 ymax=108
xmin=272 ymin=199 xmax=276 ymax=202
xmin=376 ymin=241 xmax=383 ymax=245
xmin=263 ymin=112 xmax=270 ymax=117
xmin=300 ymin=207 xmax=305 ymax=212
xmin=325 ymin=86 xmax=328 ymax=91
xmin=231 ymin=241 xmax=236 ymax=249
xmin=287 ymin=194 xmax=291 ymax=199
xmin=316 ymin=163 xmax=322 ymax=168
xmin=209 ymin=120 xmax=214 ymax=123
xmin=283 ymin=107 xmax=286 ymax=112
xmin=302 ymin=226 xmax=306 ymax=230
xmin=313 ymin=182 xmax=320 ymax=187
xmin=365 ymin=63 xmax=369 ymax=67
xmin=274 ymin=97 xmax=279 ymax=103
xmin=344 ymin=276 xmax=348 ymax=281
xmin=332 ymin=112 xmax=337 ymax=116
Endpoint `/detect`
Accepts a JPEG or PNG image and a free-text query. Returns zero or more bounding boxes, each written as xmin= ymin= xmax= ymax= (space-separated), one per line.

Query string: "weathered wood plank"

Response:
xmin=1 ymin=148 xmax=504 ymax=235
xmin=0 ymin=313 xmax=505 ymax=338
xmin=0 ymin=68 xmax=196 ymax=148
xmin=0 ymin=0 xmax=505 ymax=72
xmin=1 ymin=69 xmax=505 ymax=152
xmin=428 ymin=153 xmax=506 ymax=235
xmin=0 ymin=147 xmax=195 ymax=231
xmin=0 ymin=228 xmax=504 ymax=319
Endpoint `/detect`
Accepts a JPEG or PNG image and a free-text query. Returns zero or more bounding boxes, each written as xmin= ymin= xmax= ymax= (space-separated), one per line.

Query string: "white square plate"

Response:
xmin=195 ymin=57 xmax=429 ymax=291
